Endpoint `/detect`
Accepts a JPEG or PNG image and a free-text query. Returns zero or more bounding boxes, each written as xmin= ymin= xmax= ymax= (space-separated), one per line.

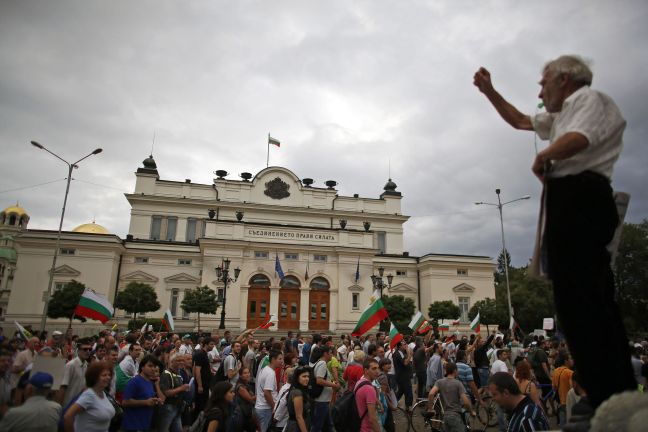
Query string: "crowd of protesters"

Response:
xmin=0 ymin=324 xmax=646 ymax=432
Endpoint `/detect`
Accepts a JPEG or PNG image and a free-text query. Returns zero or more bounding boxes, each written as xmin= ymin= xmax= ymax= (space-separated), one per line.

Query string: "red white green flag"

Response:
xmin=417 ymin=320 xmax=432 ymax=334
xmin=351 ymin=290 xmax=388 ymax=337
xmin=389 ymin=322 xmax=403 ymax=350
xmin=162 ymin=309 xmax=175 ymax=332
xmin=74 ymin=289 xmax=114 ymax=324
xmin=438 ymin=323 xmax=450 ymax=331
xmin=408 ymin=311 xmax=424 ymax=332
xmin=259 ymin=314 xmax=278 ymax=329
xmin=470 ymin=312 xmax=481 ymax=333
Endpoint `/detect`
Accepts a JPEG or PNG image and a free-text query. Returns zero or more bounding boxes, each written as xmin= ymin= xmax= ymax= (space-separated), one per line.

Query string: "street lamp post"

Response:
xmin=31 ymin=141 xmax=102 ymax=334
xmin=215 ymin=258 xmax=241 ymax=329
xmin=475 ymin=189 xmax=530 ymax=326
xmin=370 ymin=266 xmax=394 ymax=298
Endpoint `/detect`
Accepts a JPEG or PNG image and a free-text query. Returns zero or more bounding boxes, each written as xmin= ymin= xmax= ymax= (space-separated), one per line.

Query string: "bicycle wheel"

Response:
xmin=476 ymin=395 xmax=498 ymax=428
xmin=392 ymin=407 xmax=411 ymax=432
xmin=411 ymin=398 xmax=443 ymax=432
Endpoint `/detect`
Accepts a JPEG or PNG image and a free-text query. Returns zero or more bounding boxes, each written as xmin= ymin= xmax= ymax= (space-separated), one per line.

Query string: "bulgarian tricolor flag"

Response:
xmin=408 ymin=311 xmax=425 ymax=332
xmin=259 ymin=314 xmax=278 ymax=329
xmin=418 ymin=320 xmax=432 ymax=334
xmin=74 ymin=289 xmax=114 ymax=324
xmin=162 ymin=309 xmax=175 ymax=332
xmin=351 ymin=290 xmax=388 ymax=337
xmin=389 ymin=322 xmax=403 ymax=350
xmin=438 ymin=323 xmax=450 ymax=332
xmin=470 ymin=312 xmax=481 ymax=333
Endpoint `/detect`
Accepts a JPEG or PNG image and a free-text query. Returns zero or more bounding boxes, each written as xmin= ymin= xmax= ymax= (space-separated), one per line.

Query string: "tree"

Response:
xmin=381 ymin=295 xmax=416 ymax=333
xmin=428 ymin=300 xmax=460 ymax=322
xmin=181 ymin=285 xmax=218 ymax=332
xmin=506 ymin=266 xmax=554 ymax=332
xmin=468 ymin=297 xmax=507 ymax=332
xmin=496 ymin=249 xmax=512 ymax=284
xmin=47 ymin=279 xmax=87 ymax=328
xmin=114 ymin=281 xmax=160 ymax=321
xmin=614 ymin=220 xmax=648 ymax=335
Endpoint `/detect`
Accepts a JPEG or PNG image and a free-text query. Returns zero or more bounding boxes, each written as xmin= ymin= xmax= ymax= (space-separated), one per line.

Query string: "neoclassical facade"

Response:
xmin=0 ymin=156 xmax=495 ymax=333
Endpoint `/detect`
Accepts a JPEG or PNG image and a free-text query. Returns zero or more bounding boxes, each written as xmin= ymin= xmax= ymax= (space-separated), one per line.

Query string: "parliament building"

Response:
xmin=0 ymin=156 xmax=495 ymax=333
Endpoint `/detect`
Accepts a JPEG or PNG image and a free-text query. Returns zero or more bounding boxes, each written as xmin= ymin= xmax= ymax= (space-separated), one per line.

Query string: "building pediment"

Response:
xmin=452 ymin=283 xmax=475 ymax=293
xmin=50 ymin=264 xmax=81 ymax=277
xmin=348 ymin=284 xmax=364 ymax=292
xmin=388 ymin=282 xmax=415 ymax=292
xmin=120 ymin=270 xmax=159 ymax=283
xmin=164 ymin=273 xmax=200 ymax=283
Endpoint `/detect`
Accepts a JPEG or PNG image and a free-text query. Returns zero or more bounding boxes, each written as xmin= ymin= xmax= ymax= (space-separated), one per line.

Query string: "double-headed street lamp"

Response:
xmin=371 ymin=266 xmax=393 ymax=298
xmin=215 ymin=258 xmax=241 ymax=329
xmin=475 ymin=189 xmax=530 ymax=326
xmin=31 ymin=140 xmax=103 ymax=334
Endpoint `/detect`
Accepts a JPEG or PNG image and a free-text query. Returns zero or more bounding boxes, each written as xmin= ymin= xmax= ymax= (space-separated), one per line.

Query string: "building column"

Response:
xmin=329 ymin=290 xmax=338 ymax=332
xmin=239 ymin=286 xmax=248 ymax=331
xmin=269 ymin=286 xmax=280 ymax=332
xmin=299 ymin=288 xmax=310 ymax=331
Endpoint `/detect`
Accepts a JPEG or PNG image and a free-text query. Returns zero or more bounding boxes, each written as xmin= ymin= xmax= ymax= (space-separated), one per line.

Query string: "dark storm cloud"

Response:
xmin=1 ymin=0 xmax=647 ymax=267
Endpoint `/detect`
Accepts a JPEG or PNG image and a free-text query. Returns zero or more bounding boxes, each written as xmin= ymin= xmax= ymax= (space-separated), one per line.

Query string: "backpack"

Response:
xmin=309 ymin=361 xmax=326 ymax=399
xmin=188 ymin=411 xmax=205 ymax=432
xmin=251 ymin=353 xmax=264 ymax=379
xmin=331 ymin=380 xmax=373 ymax=432
xmin=213 ymin=353 xmax=235 ymax=383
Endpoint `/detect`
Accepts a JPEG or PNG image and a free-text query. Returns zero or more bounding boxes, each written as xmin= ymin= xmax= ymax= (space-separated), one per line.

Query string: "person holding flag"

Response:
xmin=392 ymin=336 xmax=414 ymax=411
xmin=351 ymin=290 xmax=388 ymax=337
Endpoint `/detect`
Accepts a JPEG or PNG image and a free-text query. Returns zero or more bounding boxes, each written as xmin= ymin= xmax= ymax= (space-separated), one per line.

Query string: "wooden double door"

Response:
xmin=278 ymin=288 xmax=300 ymax=329
xmin=247 ymin=287 xmax=270 ymax=329
xmin=308 ymin=290 xmax=330 ymax=331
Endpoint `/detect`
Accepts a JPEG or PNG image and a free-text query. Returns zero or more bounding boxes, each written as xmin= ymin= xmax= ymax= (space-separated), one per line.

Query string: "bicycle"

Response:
xmin=474 ymin=387 xmax=498 ymax=428
xmin=407 ymin=395 xmax=485 ymax=432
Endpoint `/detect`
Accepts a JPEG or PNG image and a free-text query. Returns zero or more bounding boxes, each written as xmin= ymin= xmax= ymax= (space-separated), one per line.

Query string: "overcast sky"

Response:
xmin=1 ymin=1 xmax=647 ymax=266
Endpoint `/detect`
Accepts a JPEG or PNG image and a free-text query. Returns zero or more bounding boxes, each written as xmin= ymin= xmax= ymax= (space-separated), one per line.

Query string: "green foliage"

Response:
xmin=181 ymin=285 xmax=218 ymax=331
xmin=128 ymin=318 xmax=164 ymax=332
xmin=614 ymin=220 xmax=648 ymax=336
xmin=47 ymin=279 xmax=87 ymax=327
xmin=381 ymin=295 xmax=416 ymax=333
xmin=114 ymin=282 xmax=160 ymax=321
xmin=496 ymin=249 xmax=512 ymax=283
xmin=428 ymin=300 xmax=460 ymax=322
xmin=468 ymin=297 xmax=507 ymax=328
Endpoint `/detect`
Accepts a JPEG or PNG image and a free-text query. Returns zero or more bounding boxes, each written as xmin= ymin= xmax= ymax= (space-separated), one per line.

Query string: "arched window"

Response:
xmin=309 ymin=277 xmax=330 ymax=290
xmin=9 ymin=215 xmax=16 ymax=226
xmin=249 ymin=274 xmax=271 ymax=287
xmin=280 ymin=275 xmax=301 ymax=289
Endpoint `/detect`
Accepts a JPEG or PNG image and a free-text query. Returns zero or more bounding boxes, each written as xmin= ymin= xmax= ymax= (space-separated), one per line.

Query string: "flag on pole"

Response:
xmin=418 ymin=320 xmax=432 ymax=334
xmin=141 ymin=322 xmax=148 ymax=334
xmin=259 ymin=314 xmax=278 ymax=329
xmin=305 ymin=259 xmax=310 ymax=281
xmin=74 ymin=289 xmax=114 ymax=324
xmin=354 ymin=256 xmax=360 ymax=283
xmin=509 ymin=315 xmax=516 ymax=330
xmin=268 ymin=135 xmax=281 ymax=147
xmin=439 ymin=323 xmax=450 ymax=332
xmin=408 ymin=311 xmax=424 ymax=332
xmin=162 ymin=309 xmax=175 ymax=332
xmin=14 ymin=321 xmax=32 ymax=340
xmin=351 ymin=289 xmax=389 ymax=337
xmin=389 ymin=322 xmax=403 ymax=350
xmin=275 ymin=254 xmax=285 ymax=280
xmin=470 ymin=312 xmax=481 ymax=333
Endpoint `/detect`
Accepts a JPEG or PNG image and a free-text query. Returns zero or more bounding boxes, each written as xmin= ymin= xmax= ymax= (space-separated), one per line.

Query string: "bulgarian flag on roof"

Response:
xmin=389 ymin=322 xmax=403 ymax=350
xmin=470 ymin=312 xmax=481 ymax=333
xmin=74 ymin=289 xmax=114 ymax=324
xmin=162 ymin=309 xmax=175 ymax=332
xmin=351 ymin=290 xmax=388 ymax=337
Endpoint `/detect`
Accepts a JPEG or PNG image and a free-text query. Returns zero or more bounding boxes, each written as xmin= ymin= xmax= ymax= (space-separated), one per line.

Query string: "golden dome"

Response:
xmin=2 ymin=204 xmax=28 ymax=217
xmin=72 ymin=222 xmax=110 ymax=234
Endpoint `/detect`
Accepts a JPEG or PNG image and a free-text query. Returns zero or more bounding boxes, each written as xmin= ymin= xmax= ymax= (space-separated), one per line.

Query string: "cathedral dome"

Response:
xmin=72 ymin=222 xmax=110 ymax=234
xmin=1 ymin=204 xmax=28 ymax=217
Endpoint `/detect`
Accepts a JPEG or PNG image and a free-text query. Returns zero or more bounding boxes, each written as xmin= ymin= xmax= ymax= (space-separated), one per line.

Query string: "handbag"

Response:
xmin=104 ymin=390 xmax=123 ymax=432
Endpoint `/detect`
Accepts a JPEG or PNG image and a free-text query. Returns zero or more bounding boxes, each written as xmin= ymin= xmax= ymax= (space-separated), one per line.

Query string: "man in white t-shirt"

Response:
xmin=254 ymin=350 xmax=283 ymax=432
xmin=490 ymin=349 xmax=510 ymax=375
xmin=310 ymin=346 xmax=341 ymax=432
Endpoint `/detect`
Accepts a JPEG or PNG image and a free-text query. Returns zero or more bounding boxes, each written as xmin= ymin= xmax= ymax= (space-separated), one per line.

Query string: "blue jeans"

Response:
xmin=496 ymin=405 xmax=508 ymax=432
xmin=255 ymin=407 xmax=273 ymax=432
xmin=477 ymin=368 xmax=490 ymax=388
xmin=311 ymin=401 xmax=333 ymax=432
xmin=158 ymin=404 xmax=183 ymax=432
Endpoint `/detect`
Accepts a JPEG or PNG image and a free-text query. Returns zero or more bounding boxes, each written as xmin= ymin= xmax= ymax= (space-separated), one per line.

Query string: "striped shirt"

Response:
xmin=507 ymin=395 xmax=549 ymax=432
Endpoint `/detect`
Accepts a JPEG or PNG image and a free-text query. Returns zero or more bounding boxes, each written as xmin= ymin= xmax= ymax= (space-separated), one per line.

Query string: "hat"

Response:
xmin=634 ymin=343 xmax=643 ymax=348
xmin=531 ymin=341 xmax=538 ymax=345
xmin=182 ymin=334 xmax=191 ymax=340
xmin=52 ymin=331 xmax=63 ymax=336
xmin=29 ymin=372 xmax=54 ymax=389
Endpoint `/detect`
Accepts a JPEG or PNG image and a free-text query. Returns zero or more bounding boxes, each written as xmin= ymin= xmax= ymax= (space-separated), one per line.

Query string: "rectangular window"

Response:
xmin=352 ymin=293 xmax=359 ymax=310
xmin=54 ymin=282 xmax=67 ymax=292
xmin=178 ymin=259 xmax=191 ymax=265
xmin=260 ymin=301 xmax=267 ymax=317
xmin=458 ymin=297 xmax=470 ymax=322
xmin=150 ymin=216 xmax=162 ymax=240
xmin=377 ymin=231 xmax=386 ymax=254
xmin=291 ymin=302 xmax=297 ymax=320
xmin=182 ymin=307 xmax=189 ymax=320
xmin=249 ymin=301 xmax=256 ymax=318
xmin=170 ymin=290 xmax=179 ymax=317
xmin=280 ymin=301 xmax=288 ymax=317
xmin=135 ymin=257 xmax=149 ymax=264
xmin=313 ymin=254 xmax=327 ymax=262
xmin=396 ymin=270 xmax=407 ymax=276
xmin=457 ymin=269 xmax=468 ymax=276
xmin=321 ymin=303 xmax=327 ymax=319
xmin=311 ymin=303 xmax=317 ymax=320
xmin=60 ymin=248 xmax=76 ymax=255
xmin=285 ymin=253 xmax=298 ymax=260
xmin=255 ymin=251 xmax=269 ymax=259
xmin=186 ymin=218 xmax=197 ymax=243
xmin=166 ymin=217 xmax=178 ymax=241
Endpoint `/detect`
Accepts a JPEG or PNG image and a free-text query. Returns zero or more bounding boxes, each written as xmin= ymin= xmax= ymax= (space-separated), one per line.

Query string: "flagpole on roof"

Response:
xmin=267 ymin=133 xmax=270 ymax=167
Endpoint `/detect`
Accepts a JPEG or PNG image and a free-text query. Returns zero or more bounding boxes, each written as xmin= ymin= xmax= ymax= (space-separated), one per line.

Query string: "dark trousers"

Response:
xmin=545 ymin=172 xmax=636 ymax=408
xmin=395 ymin=376 xmax=413 ymax=409
xmin=416 ymin=371 xmax=427 ymax=399
xmin=193 ymin=389 xmax=209 ymax=421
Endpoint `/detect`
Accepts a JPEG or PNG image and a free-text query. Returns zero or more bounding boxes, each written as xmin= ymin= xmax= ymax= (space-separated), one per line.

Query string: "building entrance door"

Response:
xmin=247 ymin=274 xmax=271 ymax=329
xmin=278 ymin=289 xmax=300 ymax=329
xmin=308 ymin=277 xmax=330 ymax=331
